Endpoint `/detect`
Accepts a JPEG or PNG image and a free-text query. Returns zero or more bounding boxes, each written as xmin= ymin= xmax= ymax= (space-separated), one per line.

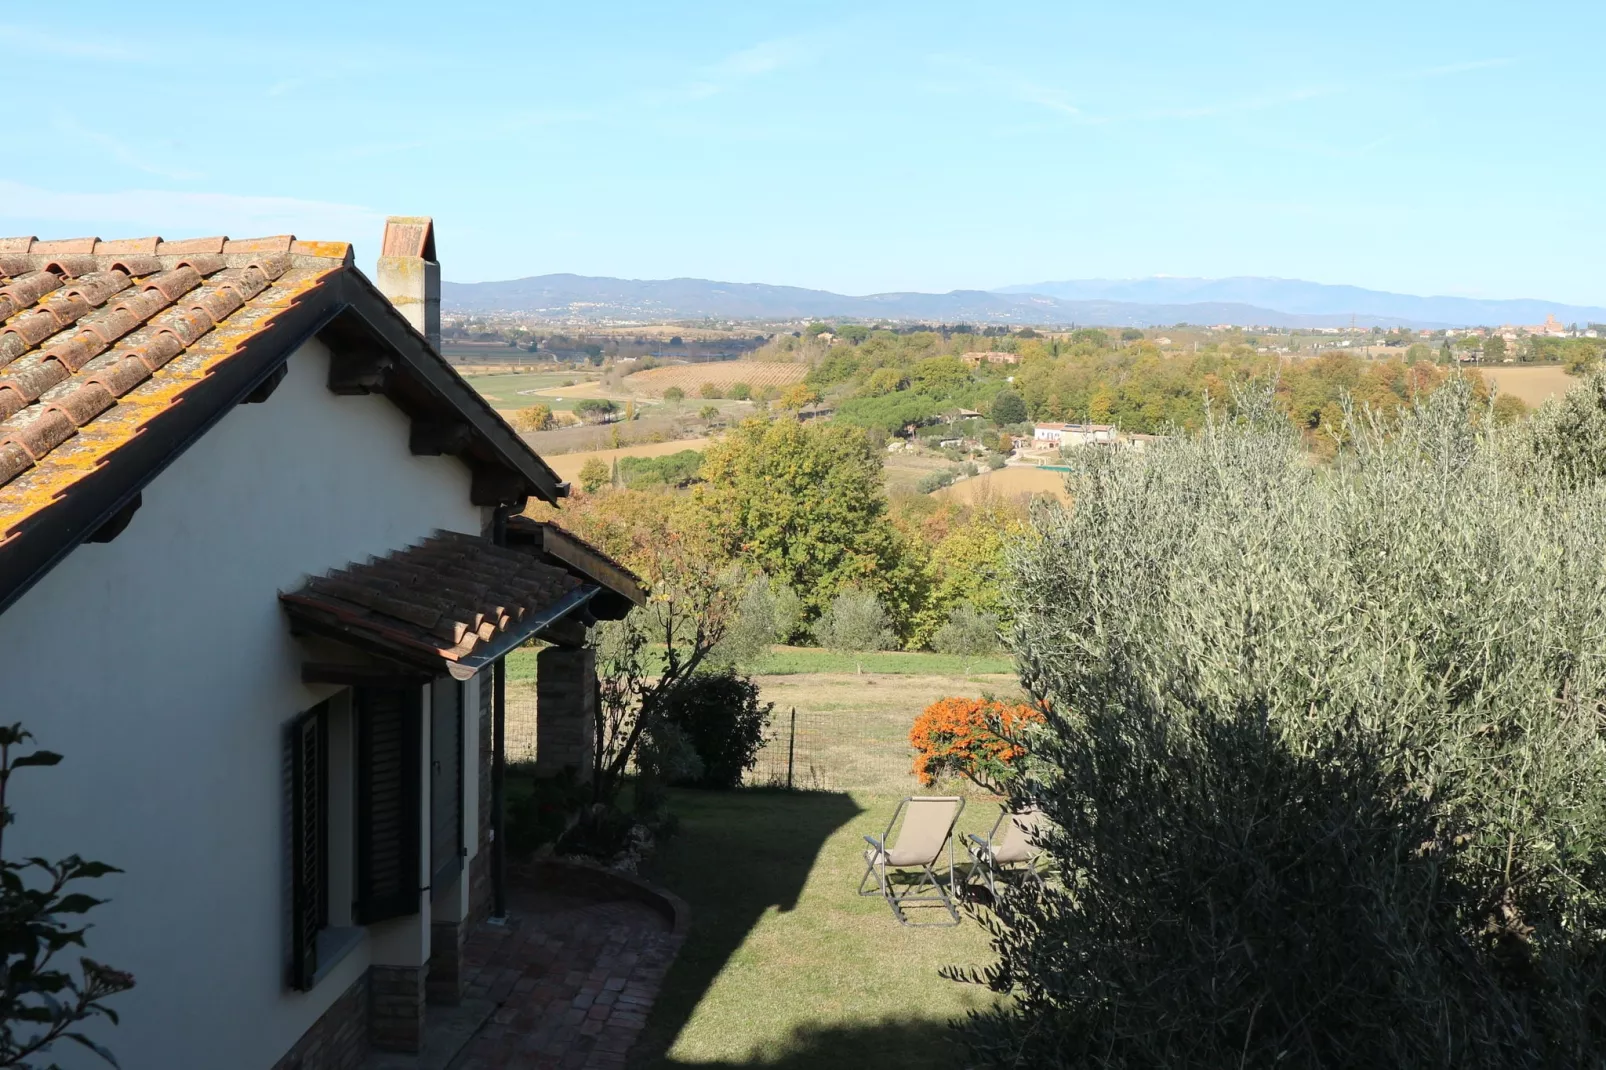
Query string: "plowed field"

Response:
xmin=624 ymin=361 xmax=806 ymax=397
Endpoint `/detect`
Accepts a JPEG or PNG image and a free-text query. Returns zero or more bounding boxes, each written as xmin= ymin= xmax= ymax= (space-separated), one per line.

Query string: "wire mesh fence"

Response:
xmin=506 ymin=677 xmax=541 ymax=765
xmin=746 ymin=705 xmax=924 ymax=793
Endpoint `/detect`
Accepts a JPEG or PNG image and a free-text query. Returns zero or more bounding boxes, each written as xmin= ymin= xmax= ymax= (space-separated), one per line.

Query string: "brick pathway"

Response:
xmin=447 ymin=884 xmax=682 ymax=1070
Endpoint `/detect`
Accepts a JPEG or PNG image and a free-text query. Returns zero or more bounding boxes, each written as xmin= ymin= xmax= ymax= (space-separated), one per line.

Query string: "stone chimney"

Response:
xmin=376 ymin=216 xmax=440 ymax=350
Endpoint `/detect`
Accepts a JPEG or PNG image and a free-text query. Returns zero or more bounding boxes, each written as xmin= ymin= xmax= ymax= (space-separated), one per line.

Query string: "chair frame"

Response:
xmin=858 ymin=795 xmax=966 ymax=926
xmin=965 ymin=806 xmax=1047 ymax=899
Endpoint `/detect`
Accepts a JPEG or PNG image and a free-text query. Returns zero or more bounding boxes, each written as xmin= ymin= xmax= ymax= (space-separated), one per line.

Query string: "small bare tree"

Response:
xmin=588 ymin=542 xmax=745 ymax=808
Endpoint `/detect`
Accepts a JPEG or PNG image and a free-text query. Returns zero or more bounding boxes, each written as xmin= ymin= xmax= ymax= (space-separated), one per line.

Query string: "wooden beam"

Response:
xmin=87 ymin=492 xmax=142 ymax=544
xmin=327 ymin=345 xmax=393 ymax=395
xmin=302 ymin=662 xmax=432 ymax=687
xmin=409 ymin=420 xmax=472 ymax=456
xmin=535 ymin=617 xmax=588 ymax=648
xmin=242 ymin=362 xmax=288 ymax=404
xmin=539 ymin=525 xmax=648 ymax=606
xmin=470 ymin=464 xmax=530 ymax=507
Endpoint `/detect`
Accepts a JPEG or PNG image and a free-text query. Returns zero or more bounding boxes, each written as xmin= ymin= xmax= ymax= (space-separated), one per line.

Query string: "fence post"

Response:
xmin=786 ymin=706 xmax=797 ymax=790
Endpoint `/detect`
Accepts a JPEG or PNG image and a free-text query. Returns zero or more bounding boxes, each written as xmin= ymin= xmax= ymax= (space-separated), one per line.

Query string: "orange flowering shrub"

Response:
xmin=909 ymin=696 xmax=1044 ymax=792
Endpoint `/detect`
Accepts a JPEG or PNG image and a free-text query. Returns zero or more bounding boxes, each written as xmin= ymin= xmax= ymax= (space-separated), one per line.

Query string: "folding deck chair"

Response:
xmin=965 ymin=806 xmax=1047 ymax=899
xmin=859 ymin=795 xmax=965 ymax=926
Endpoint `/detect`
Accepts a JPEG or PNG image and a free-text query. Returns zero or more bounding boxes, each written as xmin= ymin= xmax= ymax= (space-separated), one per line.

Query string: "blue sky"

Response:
xmin=2 ymin=2 xmax=1601 ymax=302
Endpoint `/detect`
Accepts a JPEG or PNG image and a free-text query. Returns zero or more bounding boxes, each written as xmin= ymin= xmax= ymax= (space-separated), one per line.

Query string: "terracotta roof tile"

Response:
xmin=0 ymin=234 xmax=352 ymax=538
xmin=30 ymin=238 xmax=98 ymax=257
xmin=92 ymin=237 xmax=160 ymax=256
xmin=281 ymin=531 xmax=586 ymax=670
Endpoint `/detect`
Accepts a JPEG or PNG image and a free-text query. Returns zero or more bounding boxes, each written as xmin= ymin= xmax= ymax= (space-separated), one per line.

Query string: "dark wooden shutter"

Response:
xmin=430 ymin=679 xmax=465 ymax=890
xmin=289 ymin=707 xmax=327 ymax=991
xmin=355 ymin=686 xmax=423 ymax=924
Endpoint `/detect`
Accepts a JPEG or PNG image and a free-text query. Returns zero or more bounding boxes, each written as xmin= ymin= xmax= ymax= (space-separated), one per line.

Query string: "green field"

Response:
xmin=505 ymin=646 xmax=1014 ymax=681
xmin=752 ymin=647 xmax=1014 ymax=676
xmin=636 ymin=789 xmax=1004 ymax=1068
xmin=461 ymin=371 xmax=600 ymax=410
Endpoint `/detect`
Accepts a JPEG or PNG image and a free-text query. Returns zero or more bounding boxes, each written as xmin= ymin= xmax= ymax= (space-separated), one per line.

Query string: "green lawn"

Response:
xmin=634 ymin=789 xmax=1005 ymax=1068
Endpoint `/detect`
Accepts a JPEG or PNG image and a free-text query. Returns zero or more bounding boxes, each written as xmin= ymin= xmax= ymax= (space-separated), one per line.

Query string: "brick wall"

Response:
xmin=427 ymin=920 xmax=465 ymax=1006
xmin=534 ymin=646 xmax=595 ymax=777
xmin=368 ymin=965 xmax=425 ymax=1053
xmin=270 ymin=972 xmax=367 ymax=1070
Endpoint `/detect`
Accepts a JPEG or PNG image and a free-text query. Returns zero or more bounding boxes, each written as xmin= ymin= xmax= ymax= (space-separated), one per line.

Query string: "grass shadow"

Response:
xmin=661 ymin=1018 xmax=966 ymax=1069
xmin=632 ymin=788 xmax=865 ymax=1065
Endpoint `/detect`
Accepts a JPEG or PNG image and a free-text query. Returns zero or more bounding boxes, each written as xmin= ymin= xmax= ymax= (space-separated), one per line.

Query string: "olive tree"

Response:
xmin=813 ymin=589 xmax=894 ymax=672
xmin=957 ymin=379 xmax=1606 ymax=1068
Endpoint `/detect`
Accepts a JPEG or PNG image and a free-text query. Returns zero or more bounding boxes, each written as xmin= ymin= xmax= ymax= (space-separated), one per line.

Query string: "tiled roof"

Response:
xmin=0 ymin=231 xmax=570 ymax=619
xmin=280 ymin=530 xmax=593 ymax=678
xmin=0 ymin=235 xmax=352 ymax=533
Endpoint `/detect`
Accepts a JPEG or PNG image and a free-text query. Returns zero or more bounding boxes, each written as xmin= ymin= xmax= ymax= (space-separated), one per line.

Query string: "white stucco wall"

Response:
xmin=1 ymin=338 xmax=487 ymax=1069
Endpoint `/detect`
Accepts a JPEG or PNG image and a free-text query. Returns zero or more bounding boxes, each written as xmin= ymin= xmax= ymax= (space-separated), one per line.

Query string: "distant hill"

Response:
xmin=998 ymin=277 xmax=1606 ymax=329
xmin=442 ymin=272 xmax=1606 ymax=329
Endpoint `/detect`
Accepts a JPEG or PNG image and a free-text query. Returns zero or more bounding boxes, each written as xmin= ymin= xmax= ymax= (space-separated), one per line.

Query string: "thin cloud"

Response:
xmin=54 ymin=116 xmax=206 ymax=182
xmin=0 ymin=23 xmax=132 ymax=60
xmin=1406 ymin=57 xmax=1516 ymax=80
xmin=648 ymin=34 xmax=823 ymax=107
xmin=0 ymin=182 xmax=383 ymax=242
xmin=711 ymin=37 xmax=817 ymax=78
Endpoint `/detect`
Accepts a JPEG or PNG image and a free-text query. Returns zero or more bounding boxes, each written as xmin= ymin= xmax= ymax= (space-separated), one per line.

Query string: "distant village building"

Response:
xmin=962 ymin=350 xmax=1021 ymax=367
xmin=1034 ymin=422 xmax=1116 ymax=446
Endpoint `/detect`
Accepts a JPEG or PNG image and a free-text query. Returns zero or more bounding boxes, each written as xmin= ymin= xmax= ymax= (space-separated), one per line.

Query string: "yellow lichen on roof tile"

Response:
xmin=290 ymin=241 xmax=353 ymax=262
xmin=0 ymin=235 xmax=347 ymax=535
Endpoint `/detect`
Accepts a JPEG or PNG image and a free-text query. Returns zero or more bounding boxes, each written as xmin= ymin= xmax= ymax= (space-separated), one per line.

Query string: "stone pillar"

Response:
xmin=427 ymin=919 xmax=465 ymax=1006
xmin=367 ymin=965 xmax=426 ymax=1052
xmin=535 ymin=646 xmax=596 ymax=777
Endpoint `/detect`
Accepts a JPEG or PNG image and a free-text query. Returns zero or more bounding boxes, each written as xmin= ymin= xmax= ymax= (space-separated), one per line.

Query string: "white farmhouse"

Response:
xmin=0 ymin=219 xmax=641 ymax=1068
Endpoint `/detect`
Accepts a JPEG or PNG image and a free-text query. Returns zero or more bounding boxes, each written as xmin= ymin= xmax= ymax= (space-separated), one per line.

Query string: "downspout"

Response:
xmin=491 ymin=504 xmax=509 ymax=921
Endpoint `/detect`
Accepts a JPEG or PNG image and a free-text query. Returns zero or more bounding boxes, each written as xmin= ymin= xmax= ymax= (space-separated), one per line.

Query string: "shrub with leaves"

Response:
xmin=956 ymin=379 xmax=1606 ymax=1068
xmin=0 ymin=725 xmax=134 ymax=1068
xmin=661 ymin=669 xmax=775 ymax=789
xmin=909 ymin=697 xmax=1041 ymax=793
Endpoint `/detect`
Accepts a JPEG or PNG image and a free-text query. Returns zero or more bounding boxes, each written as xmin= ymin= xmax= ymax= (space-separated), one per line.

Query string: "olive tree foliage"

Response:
xmin=958 ymin=378 xmax=1606 ymax=1068
xmin=932 ymin=603 xmax=1000 ymax=668
xmin=708 ymin=575 xmax=779 ymax=670
xmin=812 ymin=588 xmax=894 ymax=672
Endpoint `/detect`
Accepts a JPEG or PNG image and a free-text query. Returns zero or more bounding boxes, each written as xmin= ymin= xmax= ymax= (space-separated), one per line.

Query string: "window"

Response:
xmin=287 ymin=684 xmax=429 ymax=990
xmin=286 ymin=691 xmax=368 ymax=991
xmin=288 ymin=700 xmax=330 ymax=991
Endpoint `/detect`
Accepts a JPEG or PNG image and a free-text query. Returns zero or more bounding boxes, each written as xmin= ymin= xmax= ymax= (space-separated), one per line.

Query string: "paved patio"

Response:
xmin=445 ymin=880 xmax=684 ymax=1070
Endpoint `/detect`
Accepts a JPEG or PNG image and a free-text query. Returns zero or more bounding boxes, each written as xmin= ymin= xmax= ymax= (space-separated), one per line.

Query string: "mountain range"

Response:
xmin=441 ymin=273 xmax=1606 ymax=330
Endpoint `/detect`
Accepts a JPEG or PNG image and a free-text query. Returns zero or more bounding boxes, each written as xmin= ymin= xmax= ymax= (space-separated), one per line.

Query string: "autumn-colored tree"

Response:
xmin=578 ymin=457 xmax=611 ymax=493
xmin=777 ymin=383 xmax=819 ymax=411
xmin=510 ymin=403 xmax=553 ymax=433
xmin=909 ymin=696 xmax=1043 ymax=793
